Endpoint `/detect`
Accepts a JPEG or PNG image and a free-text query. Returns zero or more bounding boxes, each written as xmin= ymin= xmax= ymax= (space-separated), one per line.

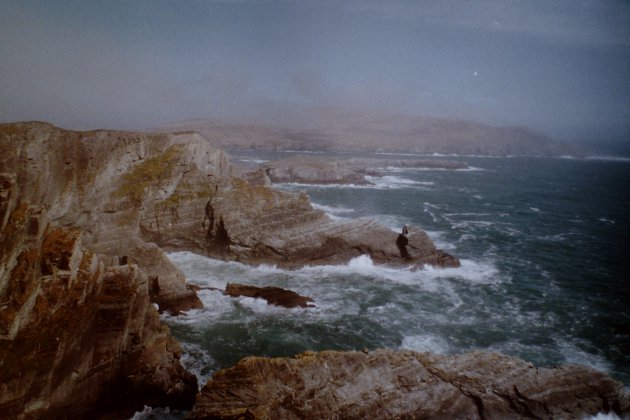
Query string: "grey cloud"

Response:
xmin=350 ymin=0 xmax=630 ymax=47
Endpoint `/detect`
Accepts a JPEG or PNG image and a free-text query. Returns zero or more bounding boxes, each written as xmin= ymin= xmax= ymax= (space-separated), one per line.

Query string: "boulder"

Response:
xmin=224 ymin=283 xmax=314 ymax=308
xmin=190 ymin=349 xmax=629 ymax=420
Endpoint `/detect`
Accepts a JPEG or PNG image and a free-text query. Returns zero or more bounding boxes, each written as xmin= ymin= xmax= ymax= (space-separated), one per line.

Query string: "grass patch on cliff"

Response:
xmin=114 ymin=145 xmax=183 ymax=208
xmin=154 ymin=180 xmax=214 ymax=218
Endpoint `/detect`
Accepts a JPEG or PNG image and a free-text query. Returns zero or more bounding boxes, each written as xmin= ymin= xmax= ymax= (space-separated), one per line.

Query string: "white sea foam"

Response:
xmin=419 ymin=259 xmax=502 ymax=285
xmin=179 ymin=342 xmax=217 ymax=388
xmin=598 ymin=217 xmax=616 ymax=224
xmin=297 ymin=255 xmax=503 ymax=289
xmin=400 ymin=334 xmax=450 ymax=354
xmin=236 ymin=158 xmax=269 ymax=164
xmin=365 ymin=175 xmax=435 ymax=189
xmin=444 ymin=212 xmax=492 ymax=217
xmin=311 ymin=203 xmax=355 ymax=214
xmin=424 ymin=230 xmax=457 ymax=251
xmin=555 ymin=339 xmax=613 ymax=374
xmin=311 ymin=202 xmax=355 ymax=220
xmin=129 ymin=406 xmax=183 ymax=419
xmin=275 ymin=181 xmax=373 ymax=190
xmin=585 ymin=413 xmax=623 ymax=420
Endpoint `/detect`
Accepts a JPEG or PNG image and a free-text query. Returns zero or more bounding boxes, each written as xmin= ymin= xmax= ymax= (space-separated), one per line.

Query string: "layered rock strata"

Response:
xmin=1 ymin=121 xmax=460 ymax=417
xmin=190 ymin=349 xmax=629 ymax=419
xmin=200 ymin=183 xmax=458 ymax=268
xmin=258 ymin=155 xmax=468 ymax=185
xmin=0 ymin=122 xmax=227 ymax=417
xmin=0 ymin=186 xmax=197 ymax=418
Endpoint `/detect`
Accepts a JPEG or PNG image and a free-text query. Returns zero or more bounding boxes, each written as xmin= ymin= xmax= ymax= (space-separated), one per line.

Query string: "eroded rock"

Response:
xmin=0 ymin=222 xmax=197 ymax=419
xmin=189 ymin=349 xmax=629 ymax=420
xmin=224 ymin=283 xmax=314 ymax=308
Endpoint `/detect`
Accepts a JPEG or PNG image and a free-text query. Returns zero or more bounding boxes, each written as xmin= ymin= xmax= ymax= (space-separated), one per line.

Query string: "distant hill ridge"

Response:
xmin=159 ymin=112 xmax=576 ymax=157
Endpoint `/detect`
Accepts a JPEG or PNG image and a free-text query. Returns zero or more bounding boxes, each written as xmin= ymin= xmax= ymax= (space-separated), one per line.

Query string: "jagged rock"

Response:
xmin=189 ymin=349 xmax=629 ymax=420
xmin=1 ymin=122 xmax=458 ymax=271
xmin=0 ymin=122 xmax=460 ymax=417
xmin=0 ymin=122 xmax=225 ymax=311
xmin=224 ymin=283 xmax=314 ymax=308
xmin=0 ymin=220 xmax=197 ymax=419
xmin=203 ymin=179 xmax=459 ymax=268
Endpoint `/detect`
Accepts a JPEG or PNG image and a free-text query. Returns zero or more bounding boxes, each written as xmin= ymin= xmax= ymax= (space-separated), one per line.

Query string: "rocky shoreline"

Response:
xmin=1 ymin=122 xmax=626 ymax=419
xmin=249 ymin=155 xmax=469 ymax=186
xmin=191 ymin=350 xmax=629 ymax=419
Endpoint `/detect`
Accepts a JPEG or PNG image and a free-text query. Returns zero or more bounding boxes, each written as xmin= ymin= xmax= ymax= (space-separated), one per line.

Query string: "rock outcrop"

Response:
xmin=0 ymin=122 xmax=228 ymax=312
xmin=224 ymin=283 xmax=315 ymax=308
xmin=0 ymin=186 xmax=197 ymax=418
xmin=0 ymin=121 xmax=459 ymax=417
xmin=0 ymin=122 xmax=454 ymax=269
xmin=0 ymin=122 xmax=228 ymax=417
xmin=201 ymin=183 xmax=458 ymax=268
xmin=260 ymin=155 xmax=371 ymax=185
xmin=258 ymin=155 xmax=469 ymax=185
xmin=190 ymin=349 xmax=629 ymax=419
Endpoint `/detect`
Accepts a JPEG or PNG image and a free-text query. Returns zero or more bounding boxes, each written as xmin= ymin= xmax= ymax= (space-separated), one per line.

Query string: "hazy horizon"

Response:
xmin=1 ymin=1 xmax=629 ymax=149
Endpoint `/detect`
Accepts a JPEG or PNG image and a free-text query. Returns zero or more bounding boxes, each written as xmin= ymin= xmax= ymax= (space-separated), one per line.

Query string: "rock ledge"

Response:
xmin=190 ymin=349 xmax=629 ymax=420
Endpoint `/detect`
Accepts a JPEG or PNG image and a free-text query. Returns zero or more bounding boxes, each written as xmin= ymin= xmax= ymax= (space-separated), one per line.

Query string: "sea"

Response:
xmin=134 ymin=152 xmax=630 ymax=419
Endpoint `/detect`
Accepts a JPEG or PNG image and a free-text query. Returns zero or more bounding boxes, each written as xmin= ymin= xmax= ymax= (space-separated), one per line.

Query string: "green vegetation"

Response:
xmin=114 ymin=145 xmax=183 ymax=208
xmin=154 ymin=180 xmax=214 ymax=218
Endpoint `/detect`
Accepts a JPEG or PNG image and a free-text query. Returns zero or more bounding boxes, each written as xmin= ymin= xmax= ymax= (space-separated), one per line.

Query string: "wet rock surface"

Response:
xmin=224 ymin=283 xmax=315 ymax=308
xmin=190 ymin=349 xmax=629 ymax=420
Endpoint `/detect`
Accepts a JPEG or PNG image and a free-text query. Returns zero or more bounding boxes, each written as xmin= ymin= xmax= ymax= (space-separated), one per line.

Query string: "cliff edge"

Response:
xmin=0 ymin=121 xmax=458 ymax=418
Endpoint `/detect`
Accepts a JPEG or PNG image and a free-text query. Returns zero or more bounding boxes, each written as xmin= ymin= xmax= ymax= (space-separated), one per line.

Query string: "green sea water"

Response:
xmin=163 ymin=153 xmax=630 ymax=389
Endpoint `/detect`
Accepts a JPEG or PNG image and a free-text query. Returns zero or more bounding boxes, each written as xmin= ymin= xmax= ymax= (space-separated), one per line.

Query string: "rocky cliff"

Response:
xmin=0 ymin=121 xmax=459 ymax=418
xmin=0 ymin=176 xmax=197 ymax=418
xmin=0 ymin=122 xmax=230 ymax=417
xmin=190 ymin=349 xmax=629 ymax=419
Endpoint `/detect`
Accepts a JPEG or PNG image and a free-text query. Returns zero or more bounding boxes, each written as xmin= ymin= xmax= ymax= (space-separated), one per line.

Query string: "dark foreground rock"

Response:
xmin=225 ymin=283 xmax=314 ymax=308
xmin=0 ymin=217 xmax=197 ymax=419
xmin=190 ymin=349 xmax=629 ymax=420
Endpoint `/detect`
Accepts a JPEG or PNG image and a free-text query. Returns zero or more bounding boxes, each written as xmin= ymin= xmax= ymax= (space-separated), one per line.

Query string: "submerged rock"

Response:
xmin=189 ymin=349 xmax=629 ymax=420
xmin=224 ymin=283 xmax=315 ymax=308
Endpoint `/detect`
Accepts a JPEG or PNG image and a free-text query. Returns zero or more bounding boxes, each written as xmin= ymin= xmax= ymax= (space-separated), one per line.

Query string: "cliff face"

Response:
xmin=0 ymin=175 xmax=197 ymax=418
xmin=0 ymin=122 xmax=234 ymax=312
xmin=0 ymin=122 xmax=231 ymax=417
xmin=190 ymin=349 xmax=629 ymax=419
xmin=0 ymin=121 xmax=458 ymax=417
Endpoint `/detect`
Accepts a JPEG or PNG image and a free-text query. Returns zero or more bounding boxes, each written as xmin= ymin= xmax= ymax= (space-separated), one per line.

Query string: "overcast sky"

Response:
xmin=1 ymin=0 xmax=629 ymax=143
